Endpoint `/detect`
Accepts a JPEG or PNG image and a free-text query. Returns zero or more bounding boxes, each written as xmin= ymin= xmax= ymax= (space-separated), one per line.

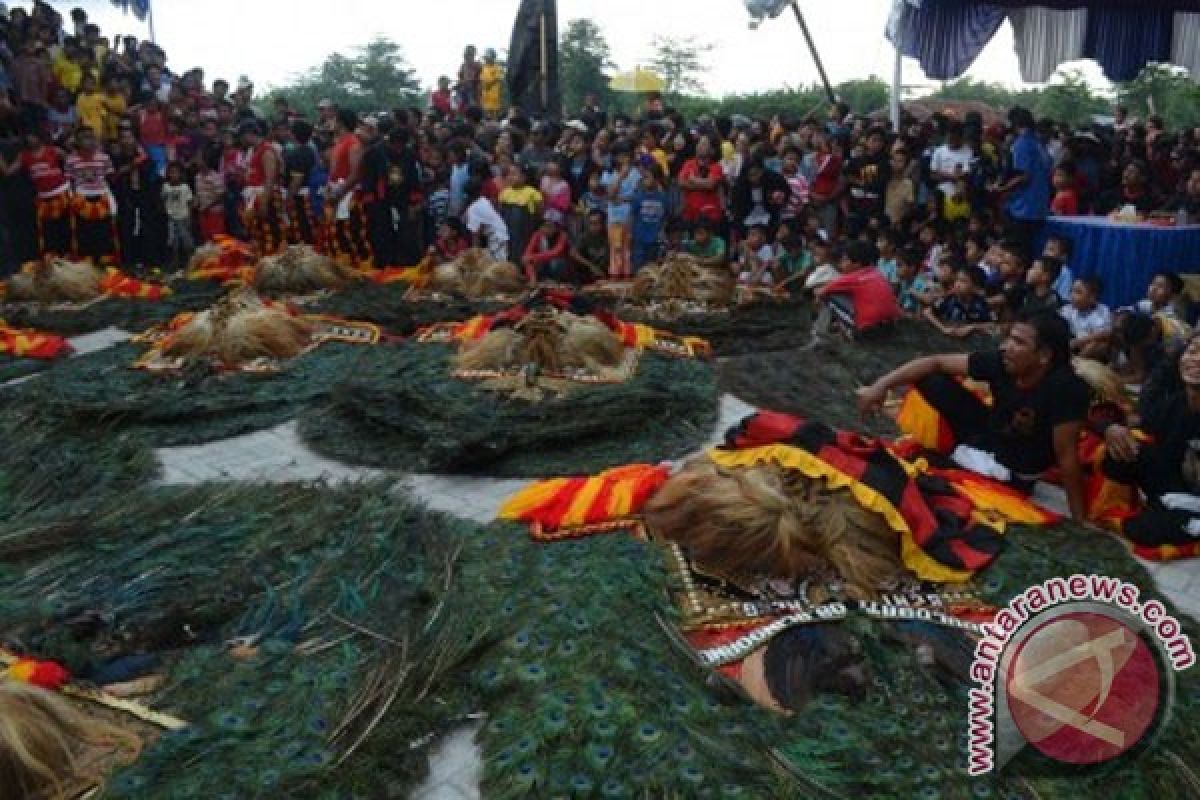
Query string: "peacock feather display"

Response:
xmin=311 ymin=280 xmax=506 ymax=335
xmin=0 ymin=279 xmax=225 ymax=336
xmin=298 ymin=341 xmax=718 ymax=478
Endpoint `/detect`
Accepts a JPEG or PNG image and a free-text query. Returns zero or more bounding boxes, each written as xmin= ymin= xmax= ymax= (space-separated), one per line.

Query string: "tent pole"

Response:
xmin=147 ymin=2 xmax=157 ymax=44
xmin=789 ymin=1 xmax=836 ymax=104
xmin=890 ymin=47 xmax=902 ymax=131
xmin=539 ymin=11 xmax=549 ymax=114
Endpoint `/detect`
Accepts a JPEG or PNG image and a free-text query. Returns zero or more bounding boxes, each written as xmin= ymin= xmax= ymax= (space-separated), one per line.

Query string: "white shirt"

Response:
xmin=162 ymin=183 xmax=194 ymax=222
xmin=930 ymin=144 xmax=973 ymax=197
xmin=465 ymin=197 xmax=510 ymax=262
xmin=1060 ymin=303 xmax=1112 ymax=339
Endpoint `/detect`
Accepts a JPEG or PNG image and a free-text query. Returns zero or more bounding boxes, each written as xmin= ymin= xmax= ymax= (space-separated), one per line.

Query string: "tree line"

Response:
xmin=266 ymin=20 xmax=1199 ymax=131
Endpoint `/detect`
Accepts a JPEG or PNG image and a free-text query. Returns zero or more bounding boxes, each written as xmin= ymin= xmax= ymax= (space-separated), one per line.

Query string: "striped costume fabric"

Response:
xmin=0 ymin=321 xmax=72 ymax=360
xmin=888 ymin=0 xmax=1007 ymax=81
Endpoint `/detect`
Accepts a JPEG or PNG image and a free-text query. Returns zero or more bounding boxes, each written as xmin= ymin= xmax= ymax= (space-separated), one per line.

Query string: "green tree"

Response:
xmin=267 ymin=36 xmax=420 ymax=117
xmin=835 ymin=77 xmax=891 ymax=116
xmin=649 ymin=36 xmax=714 ymax=99
xmin=1118 ymin=64 xmax=1200 ymax=130
xmin=1032 ymin=69 xmax=1108 ymax=128
xmin=559 ymin=18 xmax=616 ymax=115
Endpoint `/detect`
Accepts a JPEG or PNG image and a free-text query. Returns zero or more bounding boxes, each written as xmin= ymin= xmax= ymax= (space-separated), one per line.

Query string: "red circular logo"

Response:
xmin=1005 ymin=611 xmax=1161 ymax=765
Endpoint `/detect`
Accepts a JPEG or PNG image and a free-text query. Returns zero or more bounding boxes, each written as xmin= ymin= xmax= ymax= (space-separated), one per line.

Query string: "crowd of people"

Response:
xmin=3 ymin=2 xmax=1200 ymax=540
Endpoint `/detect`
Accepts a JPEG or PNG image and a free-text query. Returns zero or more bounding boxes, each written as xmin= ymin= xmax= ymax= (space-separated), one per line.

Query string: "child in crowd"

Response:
xmin=925 ymin=265 xmax=992 ymax=337
xmin=162 ymin=161 xmax=194 ymax=271
xmin=426 ymin=167 xmax=453 ymax=245
xmin=963 ymin=233 xmax=988 ymax=272
xmin=631 ymin=167 xmax=668 ymax=271
xmin=1042 ymin=235 xmax=1075 ymax=299
xmin=734 ymin=224 xmax=775 ymax=286
xmin=804 ymin=238 xmax=839 ymax=293
xmin=684 ymin=219 xmax=727 ymax=267
xmin=1061 ymin=276 xmax=1113 ymax=360
xmin=498 ymin=163 xmax=543 ymax=269
xmin=570 ymin=209 xmax=610 ymax=282
xmin=601 ymin=142 xmax=642 ymax=279
xmin=813 ymin=240 xmax=900 ymax=338
xmin=430 ymin=218 xmax=469 ymax=264
xmin=522 ymin=210 xmax=571 ymax=283
xmin=876 ymin=229 xmax=900 ymax=285
xmin=464 ymin=180 xmax=511 ymax=262
xmin=920 ymin=252 xmax=961 ymax=309
xmin=1050 ymin=162 xmax=1080 ymax=216
xmin=1020 ymin=256 xmax=1064 ymax=315
xmin=194 ymin=148 xmax=226 ymax=242
xmin=578 ymin=172 xmax=607 ymax=217
xmin=779 ymin=147 xmax=809 ymax=223
xmin=776 ymin=235 xmax=812 ymax=293
xmin=1133 ymin=271 xmax=1192 ymax=351
xmin=895 ymin=245 xmax=931 ymax=315
xmin=539 ymin=160 xmax=572 ymax=219
xmin=985 ymin=241 xmax=1028 ymax=321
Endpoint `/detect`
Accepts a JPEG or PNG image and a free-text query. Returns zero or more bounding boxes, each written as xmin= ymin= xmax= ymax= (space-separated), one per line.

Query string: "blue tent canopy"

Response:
xmin=888 ymin=0 xmax=1200 ymax=83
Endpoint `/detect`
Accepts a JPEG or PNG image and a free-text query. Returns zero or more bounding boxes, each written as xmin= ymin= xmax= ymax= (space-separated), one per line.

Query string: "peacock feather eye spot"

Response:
xmin=514 ymin=763 xmax=540 ymax=787
xmin=309 ymin=717 xmax=328 ymax=734
xmin=258 ymin=769 xmax=281 ymax=787
xmin=241 ymin=697 xmax=266 ymax=712
xmin=209 ymin=710 xmax=250 ymax=731
xmin=971 ymin=784 xmax=993 ymax=798
xmin=586 ymin=700 xmax=611 ymax=718
xmin=558 ymin=639 xmax=579 ymax=657
xmin=304 ymin=750 xmax=332 ymax=766
xmin=601 ymin=778 xmax=627 ymax=798
xmin=918 ymin=788 xmax=941 ymax=800
xmin=636 ymin=723 xmax=662 ymax=743
xmin=827 ymin=723 xmax=852 ymax=742
xmin=921 ymin=765 xmax=941 ymax=781
xmin=673 ymin=741 xmax=695 ymax=760
xmin=492 ymin=748 xmax=515 ymax=767
xmin=515 ymin=736 xmax=537 ymax=755
xmin=518 ymin=663 xmax=547 ymax=683
xmin=896 ymin=755 xmax=915 ymax=770
xmin=718 ymin=721 xmax=744 ymax=736
xmin=488 ymin=717 xmax=512 ymax=735
xmin=680 ymin=765 xmax=704 ymax=784
xmin=476 ymin=667 xmax=503 ymax=689
xmin=511 ymin=630 xmax=531 ymax=649
xmin=591 ymin=720 xmax=618 ymax=738
xmin=570 ymin=774 xmax=595 ymax=792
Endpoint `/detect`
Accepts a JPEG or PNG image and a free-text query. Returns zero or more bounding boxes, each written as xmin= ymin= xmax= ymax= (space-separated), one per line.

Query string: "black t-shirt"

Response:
xmin=284 ymin=142 xmax=317 ymax=188
xmin=967 ymin=351 xmax=1089 ymax=475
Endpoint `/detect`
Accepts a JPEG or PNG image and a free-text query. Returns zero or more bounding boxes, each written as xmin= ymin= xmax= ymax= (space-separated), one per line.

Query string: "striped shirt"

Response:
xmin=65 ymin=151 xmax=113 ymax=195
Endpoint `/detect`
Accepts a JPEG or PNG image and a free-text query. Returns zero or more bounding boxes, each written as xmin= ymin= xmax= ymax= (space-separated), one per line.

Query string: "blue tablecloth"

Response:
xmin=1043 ymin=216 xmax=1200 ymax=308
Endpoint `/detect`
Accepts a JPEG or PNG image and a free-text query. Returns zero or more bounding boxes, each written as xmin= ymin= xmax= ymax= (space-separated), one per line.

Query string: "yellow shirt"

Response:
xmin=77 ymin=91 xmax=108 ymax=137
xmin=53 ymin=54 xmax=83 ymax=94
xmin=499 ymin=186 xmax=543 ymax=215
xmin=102 ymin=93 xmax=127 ymax=142
xmin=481 ymin=63 xmax=504 ymax=113
xmin=720 ymin=140 xmax=734 ymax=161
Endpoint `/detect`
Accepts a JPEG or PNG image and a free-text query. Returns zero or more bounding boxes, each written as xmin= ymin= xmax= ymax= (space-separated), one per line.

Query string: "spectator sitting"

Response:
xmin=1020 ymin=256 xmax=1065 ymax=316
xmin=1062 ymin=276 xmax=1113 ymax=361
xmin=683 ymin=218 xmax=727 ymax=267
xmin=431 ymin=218 xmax=469 ymax=264
xmin=1042 ymin=234 xmax=1075 ymax=299
xmin=776 ymin=234 xmax=812 ymax=293
xmin=734 ymin=224 xmax=775 ymax=287
xmin=813 ymin=240 xmax=900 ymax=339
xmin=522 ymin=210 xmax=570 ymax=283
xmin=876 ymin=228 xmax=900 ymax=284
xmin=570 ymin=209 xmax=609 ymax=283
xmin=539 ymin=160 xmax=571 ymax=219
xmin=803 ymin=238 xmax=839 ymax=293
xmin=895 ymin=244 xmax=931 ymax=316
xmin=925 ymin=265 xmax=993 ymax=338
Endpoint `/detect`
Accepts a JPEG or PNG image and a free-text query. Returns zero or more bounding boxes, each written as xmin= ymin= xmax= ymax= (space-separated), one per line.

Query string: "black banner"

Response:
xmin=506 ymin=0 xmax=560 ymax=118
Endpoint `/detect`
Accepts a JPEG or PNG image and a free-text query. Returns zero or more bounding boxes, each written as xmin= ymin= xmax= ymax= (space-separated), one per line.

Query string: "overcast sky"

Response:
xmin=52 ymin=0 xmax=1110 ymax=99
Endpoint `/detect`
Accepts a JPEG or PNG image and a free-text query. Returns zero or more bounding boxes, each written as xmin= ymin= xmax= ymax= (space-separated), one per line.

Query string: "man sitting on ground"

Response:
xmin=857 ymin=312 xmax=1090 ymax=520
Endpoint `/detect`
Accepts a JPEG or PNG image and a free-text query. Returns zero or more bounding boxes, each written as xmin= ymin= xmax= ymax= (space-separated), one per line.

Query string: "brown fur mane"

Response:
xmin=643 ymin=457 xmax=910 ymax=597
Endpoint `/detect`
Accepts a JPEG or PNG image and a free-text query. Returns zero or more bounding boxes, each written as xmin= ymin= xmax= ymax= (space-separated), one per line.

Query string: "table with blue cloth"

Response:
xmin=1042 ymin=216 xmax=1200 ymax=308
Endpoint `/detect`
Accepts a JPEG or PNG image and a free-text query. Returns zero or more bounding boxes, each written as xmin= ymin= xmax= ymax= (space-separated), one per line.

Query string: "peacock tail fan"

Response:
xmin=718 ymin=318 xmax=991 ymax=435
xmin=0 ymin=483 xmax=494 ymax=798
xmin=298 ymin=342 xmax=718 ymax=478
xmin=3 ymin=339 xmax=372 ymax=449
xmin=310 ymin=280 xmax=503 ymax=335
xmin=0 ymin=280 xmax=224 ymax=336
xmin=447 ymin=523 xmax=796 ymax=799
xmin=619 ymin=297 xmax=815 ymax=358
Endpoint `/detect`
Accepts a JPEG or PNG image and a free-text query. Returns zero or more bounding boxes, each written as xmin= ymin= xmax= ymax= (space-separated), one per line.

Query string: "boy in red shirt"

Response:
xmin=522 ymin=210 xmax=571 ymax=283
xmin=812 ymin=240 xmax=900 ymax=340
xmin=1050 ymin=162 xmax=1080 ymax=216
